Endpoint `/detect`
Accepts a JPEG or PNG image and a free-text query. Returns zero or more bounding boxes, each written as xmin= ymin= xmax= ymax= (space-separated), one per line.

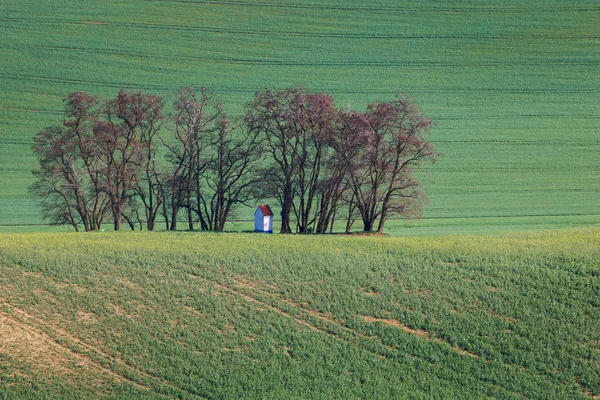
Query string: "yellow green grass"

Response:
xmin=0 ymin=228 xmax=599 ymax=398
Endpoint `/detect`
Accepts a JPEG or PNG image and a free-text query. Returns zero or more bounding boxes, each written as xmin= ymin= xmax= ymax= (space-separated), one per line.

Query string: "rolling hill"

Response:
xmin=0 ymin=0 xmax=599 ymax=233
xmin=0 ymin=229 xmax=599 ymax=398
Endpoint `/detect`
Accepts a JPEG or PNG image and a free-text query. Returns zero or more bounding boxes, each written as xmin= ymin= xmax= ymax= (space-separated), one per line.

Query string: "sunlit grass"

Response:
xmin=0 ymin=228 xmax=598 ymax=398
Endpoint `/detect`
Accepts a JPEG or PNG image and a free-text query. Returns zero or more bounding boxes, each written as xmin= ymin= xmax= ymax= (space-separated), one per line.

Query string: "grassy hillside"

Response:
xmin=0 ymin=0 xmax=599 ymax=231
xmin=0 ymin=229 xmax=599 ymax=398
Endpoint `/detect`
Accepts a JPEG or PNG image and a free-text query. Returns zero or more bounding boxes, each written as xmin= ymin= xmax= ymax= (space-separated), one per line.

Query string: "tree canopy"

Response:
xmin=31 ymin=87 xmax=436 ymax=233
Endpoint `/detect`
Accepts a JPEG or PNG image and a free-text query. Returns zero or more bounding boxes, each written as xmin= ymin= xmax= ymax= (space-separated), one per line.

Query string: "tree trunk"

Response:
xmin=345 ymin=214 xmax=353 ymax=234
xmin=329 ymin=206 xmax=337 ymax=234
xmin=187 ymin=205 xmax=194 ymax=231
xmin=123 ymin=214 xmax=136 ymax=231
xmin=170 ymin=205 xmax=178 ymax=231
xmin=280 ymin=196 xmax=293 ymax=234
xmin=345 ymin=193 xmax=356 ymax=233
xmin=280 ymin=181 xmax=293 ymax=233
xmin=162 ymin=197 xmax=170 ymax=231
xmin=377 ymin=215 xmax=386 ymax=233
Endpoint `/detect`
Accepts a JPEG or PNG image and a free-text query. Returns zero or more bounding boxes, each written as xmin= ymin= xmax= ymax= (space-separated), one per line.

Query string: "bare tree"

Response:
xmin=32 ymin=88 xmax=435 ymax=235
xmin=291 ymin=92 xmax=337 ymax=233
xmin=31 ymin=126 xmax=87 ymax=231
xmin=31 ymin=93 xmax=109 ymax=231
xmin=198 ymin=114 xmax=264 ymax=231
xmin=347 ymin=95 xmax=436 ymax=233
xmin=313 ymin=110 xmax=368 ymax=233
xmin=123 ymin=92 xmax=164 ymax=230
xmin=94 ymin=90 xmax=162 ymax=231
xmin=245 ymin=88 xmax=296 ymax=234
xmin=164 ymin=88 xmax=218 ymax=230
xmin=245 ymin=87 xmax=336 ymax=233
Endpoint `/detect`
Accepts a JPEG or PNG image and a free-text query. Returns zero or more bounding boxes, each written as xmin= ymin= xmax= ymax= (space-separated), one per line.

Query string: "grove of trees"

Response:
xmin=31 ymin=87 xmax=436 ymax=234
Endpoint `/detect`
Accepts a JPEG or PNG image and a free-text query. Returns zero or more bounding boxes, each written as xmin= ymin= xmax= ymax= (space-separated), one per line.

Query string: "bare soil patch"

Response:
xmin=0 ymin=312 xmax=119 ymax=387
xmin=360 ymin=315 xmax=430 ymax=338
xmin=360 ymin=315 xmax=480 ymax=359
xmin=77 ymin=310 xmax=98 ymax=324
xmin=360 ymin=287 xmax=379 ymax=296
xmin=117 ymin=278 xmax=144 ymax=293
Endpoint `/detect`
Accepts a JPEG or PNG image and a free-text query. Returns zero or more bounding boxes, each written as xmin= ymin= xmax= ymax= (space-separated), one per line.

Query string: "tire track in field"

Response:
xmin=4 ymin=17 xmax=600 ymax=40
xmin=200 ymin=271 xmax=600 ymax=399
xmin=201 ymin=273 xmax=563 ymax=398
xmin=0 ymin=304 xmax=146 ymax=390
xmin=0 ymin=295 xmax=206 ymax=399
xmin=189 ymin=272 xmax=537 ymax=399
xmin=33 ymin=45 xmax=600 ymax=68
xmin=141 ymin=0 xmax=600 ymax=13
xmin=0 ymin=309 xmax=138 ymax=388
xmin=2 ymin=105 xmax=599 ymax=126
xmin=189 ymin=272 xmax=398 ymax=351
xmin=0 ymin=107 xmax=62 ymax=115
xmin=3 ymin=73 xmax=600 ymax=96
xmin=223 ymin=272 xmax=482 ymax=357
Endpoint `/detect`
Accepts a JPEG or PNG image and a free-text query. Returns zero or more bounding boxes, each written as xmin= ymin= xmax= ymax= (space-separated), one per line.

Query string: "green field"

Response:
xmin=0 ymin=229 xmax=598 ymax=398
xmin=0 ymin=0 xmax=599 ymax=231
xmin=1 ymin=3 xmax=599 ymax=397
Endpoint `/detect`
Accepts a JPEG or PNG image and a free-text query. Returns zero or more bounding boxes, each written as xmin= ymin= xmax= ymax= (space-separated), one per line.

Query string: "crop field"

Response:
xmin=0 ymin=0 xmax=599 ymax=232
xmin=0 ymin=229 xmax=598 ymax=398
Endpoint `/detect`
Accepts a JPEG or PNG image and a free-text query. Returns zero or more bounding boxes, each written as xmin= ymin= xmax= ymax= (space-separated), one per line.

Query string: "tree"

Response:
xmin=313 ymin=110 xmax=368 ymax=233
xmin=198 ymin=114 xmax=264 ymax=231
xmin=166 ymin=89 xmax=264 ymax=232
xmin=120 ymin=91 xmax=163 ymax=230
xmin=347 ymin=95 xmax=436 ymax=232
xmin=164 ymin=88 xmax=218 ymax=231
xmin=245 ymin=87 xmax=336 ymax=233
xmin=31 ymin=126 xmax=88 ymax=232
xmin=290 ymin=92 xmax=337 ymax=233
xmin=94 ymin=90 xmax=163 ymax=231
xmin=31 ymin=92 xmax=109 ymax=231
xmin=32 ymin=88 xmax=435 ymax=234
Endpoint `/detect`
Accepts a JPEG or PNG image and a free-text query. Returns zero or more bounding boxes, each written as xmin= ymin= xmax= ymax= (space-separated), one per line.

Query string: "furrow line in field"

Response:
xmin=224 ymin=272 xmax=485 ymax=357
xmin=240 ymin=267 xmax=594 ymax=360
xmin=141 ymin=0 xmax=600 ymax=13
xmin=190 ymin=274 xmax=327 ymax=335
xmin=436 ymin=115 xmax=600 ymax=120
xmin=3 ymin=73 xmax=599 ymax=95
xmin=12 ymin=138 xmax=594 ymax=146
xmin=9 ymin=135 xmax=597 ymax=147
xmin=32 ymin=46 xmax=600 ymax=67
xmin=431 ymin=189 xmax=600 ymax=195
xmin=193 ymin=272 xmax=537 ymax=398
xmin=0 ymin=107 xmax=62 ymax=115
xmin=435 ymin=140 xmax=600 ymax=144
xmin=0 ymin=304 xmax=147 ymax=390
xmin=0 ymin=74 xmax=173 ymax=91
xmin=204 ymin=270 xmax=488 ymax=359
xmin=191 ymin=272 xmax=402 ymax=350
xmin=1 ymin=106 xmax=599 ymax=126
xmin=430 ymin=167 xmax=600 ymax=172
xmin=441 ymin=126 xmax=600 ymax=131
xmin=419 ymin=213 xmax=600 ymax=221
xmin=3 ymin=18 xmax=600 ymax=40
xmin=219 ymin=272 xmax=600 ymax=399
xmin=0 ymin=295 xmax=207 ymax=399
